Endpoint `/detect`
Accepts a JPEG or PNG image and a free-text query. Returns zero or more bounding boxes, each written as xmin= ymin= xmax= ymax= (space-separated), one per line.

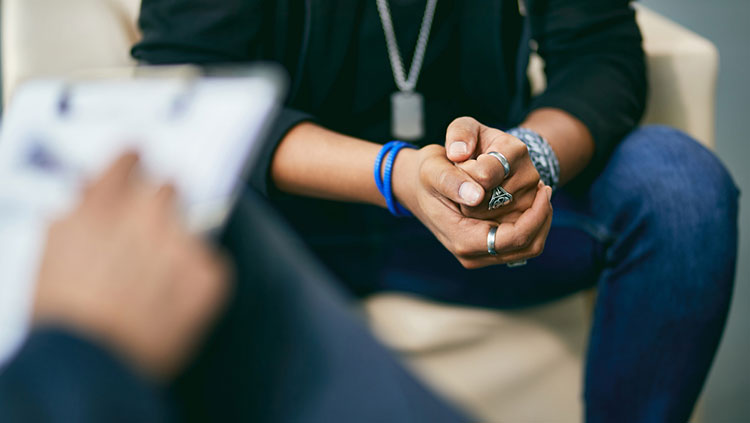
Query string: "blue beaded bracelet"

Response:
xmin=374 ymin=141 xmax=417 ymax=217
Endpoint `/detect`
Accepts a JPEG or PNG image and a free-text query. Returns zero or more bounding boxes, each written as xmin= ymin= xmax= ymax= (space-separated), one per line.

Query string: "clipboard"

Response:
xmin=0 ymin=65 xmax=285 ymax=366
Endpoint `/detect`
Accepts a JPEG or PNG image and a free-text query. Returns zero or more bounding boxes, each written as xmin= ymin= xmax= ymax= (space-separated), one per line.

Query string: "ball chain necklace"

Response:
xmin=375 ymin=0 xmax=439 ymax=141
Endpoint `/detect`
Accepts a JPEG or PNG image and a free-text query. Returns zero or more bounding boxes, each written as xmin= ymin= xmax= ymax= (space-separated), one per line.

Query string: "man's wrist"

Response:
xmin=507 ymin=127 xmax=560 ymax=191
xmin=391 ymin=147 xmax=419 ymax=213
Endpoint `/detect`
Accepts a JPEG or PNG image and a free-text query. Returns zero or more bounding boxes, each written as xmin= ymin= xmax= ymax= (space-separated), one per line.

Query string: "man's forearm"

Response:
xmin=520 ymin=108 xmax=595 ymax=186
xmin=271 ymin=122 xmax=392 ymax=207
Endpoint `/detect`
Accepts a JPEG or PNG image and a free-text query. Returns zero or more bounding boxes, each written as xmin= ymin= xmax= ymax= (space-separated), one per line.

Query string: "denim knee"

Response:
xmin=600 ymin=125 xmax=739 ymax=231
xmin=592 ymin=126 xmax=739 ymax=298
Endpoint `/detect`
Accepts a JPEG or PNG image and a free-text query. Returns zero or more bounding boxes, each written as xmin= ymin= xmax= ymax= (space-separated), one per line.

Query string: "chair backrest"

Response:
xmin=528 ymin=4 xmax=718 ymax=148
xmin=2 ymin=0 xmax=142 ymax=105
xmin=2 ymin=1 xmax=717 ymax=147
xmin=636 ymin=5 xmax=718 ymax=148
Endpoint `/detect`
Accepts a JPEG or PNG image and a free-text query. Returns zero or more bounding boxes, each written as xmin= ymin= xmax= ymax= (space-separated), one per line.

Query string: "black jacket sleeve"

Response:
xmin=131 ymin=0 xmax=313 ymax=195
xmin=527 ymin=0 xmax=647 ymax=172
xmin=0 ymin=328 xmax=169 ymax=422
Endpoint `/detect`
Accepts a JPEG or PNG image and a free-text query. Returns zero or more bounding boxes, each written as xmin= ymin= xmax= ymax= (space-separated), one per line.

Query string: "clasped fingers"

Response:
xmin=443 ymin=118 xmax=541 ymax=221
xmin=451 ymin=184 xmax=553 ymax=269
xmin=457 ymin=155 xmax=540 ymax=221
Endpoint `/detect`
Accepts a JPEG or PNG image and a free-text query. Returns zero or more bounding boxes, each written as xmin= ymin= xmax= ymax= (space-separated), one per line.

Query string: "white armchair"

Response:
xmin=2 ymin=2 xmax=718 ymax=421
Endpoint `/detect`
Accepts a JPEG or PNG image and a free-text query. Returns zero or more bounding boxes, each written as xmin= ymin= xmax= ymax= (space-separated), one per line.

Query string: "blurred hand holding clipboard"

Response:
xmin=0 ymin=65 xmax=285 ymax=366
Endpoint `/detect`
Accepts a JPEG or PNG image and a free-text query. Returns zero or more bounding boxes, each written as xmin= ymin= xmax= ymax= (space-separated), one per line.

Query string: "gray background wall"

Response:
xmin=640 ymin=1 xmax=750 ymax=421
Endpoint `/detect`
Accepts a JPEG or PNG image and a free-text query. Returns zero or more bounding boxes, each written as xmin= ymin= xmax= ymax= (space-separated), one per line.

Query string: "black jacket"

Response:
xmin=133 ymin=0 xmax=647 ymax=191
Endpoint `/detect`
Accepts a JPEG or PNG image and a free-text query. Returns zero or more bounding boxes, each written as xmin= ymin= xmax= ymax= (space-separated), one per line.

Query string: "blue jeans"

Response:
xmin=273 ymin=126 xmax=739 ymax=422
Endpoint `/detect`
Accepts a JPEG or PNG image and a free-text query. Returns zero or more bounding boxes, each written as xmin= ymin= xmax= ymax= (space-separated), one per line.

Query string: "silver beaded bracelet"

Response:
xmin=507 ymin=127 xmax=560 ymax=191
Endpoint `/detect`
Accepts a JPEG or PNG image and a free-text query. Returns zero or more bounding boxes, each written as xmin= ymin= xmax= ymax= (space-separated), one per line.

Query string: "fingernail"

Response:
xmin=459 ymin=182 xmax=482 ymax=204
xmin=449 ymin=142 xmax=468 ymax=157
xmin=546 ymin=186 xmax=552 ymax=201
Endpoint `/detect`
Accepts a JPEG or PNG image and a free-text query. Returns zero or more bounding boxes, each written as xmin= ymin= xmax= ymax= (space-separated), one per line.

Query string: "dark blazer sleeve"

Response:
xmin=527 ymin=0 xmax=647 ymax=172
xmin=0 ymin=328 xmax=170 ymax=423
xmin=131 ymin=0 xmax=314 ymax=195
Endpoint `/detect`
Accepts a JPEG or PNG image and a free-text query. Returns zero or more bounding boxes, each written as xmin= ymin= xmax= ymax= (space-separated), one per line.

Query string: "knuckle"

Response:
xmin=500 ymin=132 xmax=520 ymax=146
xmin=514 ymin=195 xmax=533 ymax=212
xmin=512 ymin=232 xmax=530 ymax=249
xmin=516 ymin=144 xmax=531 ymax=160
xmin=526 ymin=173 xmax=541 ymax=190
xmin=505 ymin=131 xmax=522 ymax=144
xmin=507 ymin=137 xmax=529 ymax=156
xmin=418 ymin=167 xmax=430 ymax=186
xmin=456 ymin=255 xmax=482 ymax=269
xmin=529 ymin=242 xmax=544 ymax=258
xmin=453 ymin=240 xmax=473 ymax=257
xmin=495 ymin=134 xmax=529 ymax=163
xmin=453 ymin=238 xmax=476 ymax=257
xmin=528 ymin=167 xmax=540 ymax=183
xmin=462 ymin=260 xmax=482 ymax=270
xmin=475 ymin=167 xmax=494 ymax=186
xmin=418 ymin=158 xmax=437 ymax=184
xmin=422 ymin=144 xmax=444 ymax=156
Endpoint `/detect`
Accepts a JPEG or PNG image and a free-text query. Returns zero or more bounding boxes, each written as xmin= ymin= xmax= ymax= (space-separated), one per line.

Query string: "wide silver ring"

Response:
xmin=487 ymin=151 xmax=511 ymax=178
xmin=489 ymin=186 xmax=513 ymax=210
xmin=507 ymin=260 xmax=527 ymax=268
xmin=487 ymin=226 xmax=498 ymax=256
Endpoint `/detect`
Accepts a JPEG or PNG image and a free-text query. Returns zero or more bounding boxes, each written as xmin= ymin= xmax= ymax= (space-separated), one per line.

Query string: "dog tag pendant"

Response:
xmin=391 ymin=91 xmax=424 ymax=141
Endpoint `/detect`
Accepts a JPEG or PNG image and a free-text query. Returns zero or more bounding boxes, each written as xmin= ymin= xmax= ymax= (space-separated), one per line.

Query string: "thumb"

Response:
xmin=445 ymin=117 xmax=482 ymax=163
xmin=427 ymin=159 xmax=485 ymax=207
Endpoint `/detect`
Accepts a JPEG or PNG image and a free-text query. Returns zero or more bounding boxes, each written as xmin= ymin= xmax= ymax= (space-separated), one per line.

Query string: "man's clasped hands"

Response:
xmin=392 ymin=117 xmax=553 ymax=269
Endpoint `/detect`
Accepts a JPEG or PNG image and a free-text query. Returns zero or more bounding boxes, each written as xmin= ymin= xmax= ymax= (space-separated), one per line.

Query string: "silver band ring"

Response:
xmin=487 ymin=151 xmax=511 ymax=178
xmin=489 ymin=186 xmax=513 ymax=210
xmin=487 ymin=226 xmax=498 ymax=256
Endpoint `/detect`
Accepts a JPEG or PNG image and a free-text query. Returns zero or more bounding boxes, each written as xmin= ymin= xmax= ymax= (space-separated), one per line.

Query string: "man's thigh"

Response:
xmin=368 ymin=196 xmax=607 ymax=309
xmin=271 ymin=184 xmax=607 ymax=309
xmin=170 ymin=191 xmax=467 ymax=423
